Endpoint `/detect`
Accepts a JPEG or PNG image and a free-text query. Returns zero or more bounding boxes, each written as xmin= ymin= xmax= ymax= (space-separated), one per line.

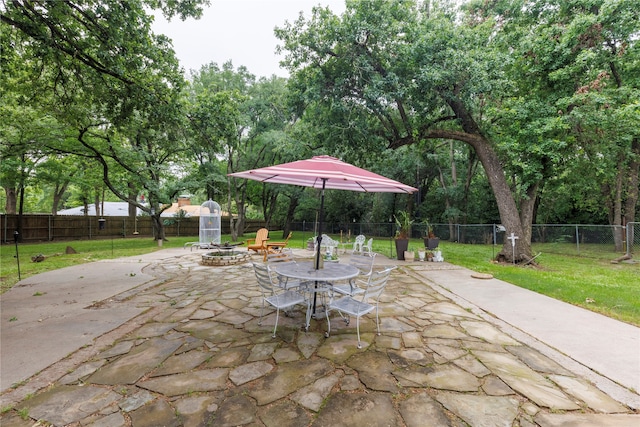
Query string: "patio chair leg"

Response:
xmin=356 ymin=318 xmax=362 ymax=349
xmin=272 ymin=308 xmax=280 ymax=338
xmin=258 ymin=301 xmax=265 ymax=326
xmin=325 ymin=305 xmax=331 ymax=338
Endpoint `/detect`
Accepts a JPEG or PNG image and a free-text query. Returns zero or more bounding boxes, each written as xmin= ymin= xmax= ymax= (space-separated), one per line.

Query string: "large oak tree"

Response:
xmin=276 ymin=0 xmax=536 ymax=262
xmin=1 ymin=0 xmax=210 ymax=240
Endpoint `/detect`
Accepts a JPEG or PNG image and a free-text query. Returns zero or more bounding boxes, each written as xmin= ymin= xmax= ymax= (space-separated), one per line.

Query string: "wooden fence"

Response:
xmin=0 ymin=215 xmax=267 ymax=244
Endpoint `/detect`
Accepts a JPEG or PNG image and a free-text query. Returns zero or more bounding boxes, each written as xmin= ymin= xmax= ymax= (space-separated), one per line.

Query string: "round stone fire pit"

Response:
xmin=201 ymin=249 xmax=251 ymax=266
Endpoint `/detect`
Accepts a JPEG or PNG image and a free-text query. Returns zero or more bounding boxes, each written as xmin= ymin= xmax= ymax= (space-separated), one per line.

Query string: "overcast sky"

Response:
xmin=151 ymin=0 xmax=346 ymax=78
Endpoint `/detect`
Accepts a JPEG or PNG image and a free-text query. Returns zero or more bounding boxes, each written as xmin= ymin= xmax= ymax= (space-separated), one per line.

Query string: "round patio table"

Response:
xmin=274 ymin=262 xmax=359 ymax=333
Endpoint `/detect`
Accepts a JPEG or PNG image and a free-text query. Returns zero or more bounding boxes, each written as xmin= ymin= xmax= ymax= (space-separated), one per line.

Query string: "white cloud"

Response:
xmin=151 ymin=0 xmax=346 ymax=78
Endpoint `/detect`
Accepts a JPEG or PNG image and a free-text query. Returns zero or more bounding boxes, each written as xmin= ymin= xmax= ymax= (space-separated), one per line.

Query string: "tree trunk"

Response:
xmin=228 ymin=177 xmax=246 ymax=241
xmin=612 ymin=164 xmax=625 ymax=252
xmin=426 ymin=129 xmax=533 ymax=263
xmin=519 ymin=183 xmax=539 ymax=247
xmin=624 ymin=138 xmax=639 ymax=228
xmin=151 ymin=213 xmax=165 ymax=241
xmin=4 ymin=186 xmax=17 ymax=214
xmin=128 ymin=182 xmax=137 ymax=218
xmin=283 ymin=195 xmax=300 ymax=238
xmin=263 ymin=187 xmax=278 ymax=229
xmin=94 ymin=193 xmax=101 ymax=217
xmin=51 ymin=181 xmax=70 ymax=216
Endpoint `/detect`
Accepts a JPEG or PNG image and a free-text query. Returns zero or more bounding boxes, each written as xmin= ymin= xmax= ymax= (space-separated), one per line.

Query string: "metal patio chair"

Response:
xmin=362 ymin=238 xmax=374 ymax=256
xmin=317 ymin=234 xmax=339 ymax=256
xmin=326 ymin=266 xmax=396 ymax=348
xmin=332 ymin=253 xmax=377 ymax=296
xmin=352 ymin=234 xmax=366 ymax=254
xmin=266 ymin=249 xmax=305 ymax=290
xmin=252 ymin=263 xmax=307 ymax=338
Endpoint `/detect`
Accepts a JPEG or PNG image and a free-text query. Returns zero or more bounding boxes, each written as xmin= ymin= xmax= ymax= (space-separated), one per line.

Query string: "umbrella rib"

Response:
xmin=356 ymin=182 xmax=368 ymax=192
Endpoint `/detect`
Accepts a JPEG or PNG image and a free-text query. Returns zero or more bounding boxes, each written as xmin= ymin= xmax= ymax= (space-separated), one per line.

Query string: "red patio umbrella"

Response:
xmin=229 ymin=155 xmax=417 ymax=269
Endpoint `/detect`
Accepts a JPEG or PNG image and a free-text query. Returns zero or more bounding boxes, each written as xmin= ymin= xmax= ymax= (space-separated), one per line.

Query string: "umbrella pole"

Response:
xmin=312 ymin=179 xmax=328 ymax=317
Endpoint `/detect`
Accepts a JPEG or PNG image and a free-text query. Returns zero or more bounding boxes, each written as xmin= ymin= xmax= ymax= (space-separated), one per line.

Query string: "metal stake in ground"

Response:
xmin=507 ymin=232 xmax=519 ymax=265
xmin=13 ymin=230 xmax=21 ymax=280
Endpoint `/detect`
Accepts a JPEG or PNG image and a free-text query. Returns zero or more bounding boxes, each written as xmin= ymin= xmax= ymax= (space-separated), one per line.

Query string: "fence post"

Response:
xmin=628 ymin=222 xmax=636 ymax=257
xmin=575 ymin=224 xmax=580 ymax=255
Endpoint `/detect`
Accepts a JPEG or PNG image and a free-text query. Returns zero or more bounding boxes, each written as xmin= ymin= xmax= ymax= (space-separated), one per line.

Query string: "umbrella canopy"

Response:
xmin=229 ymin=154 xmax=417 ymax=261
xmin=230 ymin=155 xmax=417 ymax=315
xmin=228 ymin=155 xmax=417 ymax=194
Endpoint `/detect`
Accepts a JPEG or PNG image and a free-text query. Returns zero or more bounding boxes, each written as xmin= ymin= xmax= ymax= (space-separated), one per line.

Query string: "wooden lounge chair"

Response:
xmin=264 ymin=232 xmax=293 ymax=261
xmin=247 ymin=228 xmax=269 ymax=254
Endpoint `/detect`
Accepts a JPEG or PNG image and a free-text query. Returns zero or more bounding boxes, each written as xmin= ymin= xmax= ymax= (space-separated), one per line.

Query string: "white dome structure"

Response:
xmin=199 ymin=200 xmax=221 ymax=246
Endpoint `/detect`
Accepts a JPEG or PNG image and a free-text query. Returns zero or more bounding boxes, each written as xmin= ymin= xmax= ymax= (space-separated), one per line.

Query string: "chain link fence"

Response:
xmin=4 ymin=214 xmax=636 ymax=260
xmin=289 ymin=222 xmax=637 ymax=260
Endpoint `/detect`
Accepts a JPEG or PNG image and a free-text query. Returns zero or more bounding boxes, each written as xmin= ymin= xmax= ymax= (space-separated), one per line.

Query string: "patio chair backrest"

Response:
xmin=253 ymin=263 xmax=276 ymax=295
xmin=363 ymin=238 xmax=374 ymax=255
xmin=320 ymin=234 xmax=339 ymax=252
xmin=362 ymin=266 xmax=396 ymax=302
xmin=349 ymin=253 xmax=376 ymax=276
xmin=247 ymin=228 xmax=269 ymax=250
xmin=255 ymin=228 xmax=269 ymax=243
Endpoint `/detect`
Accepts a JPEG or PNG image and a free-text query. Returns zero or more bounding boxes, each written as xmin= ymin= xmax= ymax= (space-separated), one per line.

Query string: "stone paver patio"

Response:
xmin=1 ymin=249 xmax=638 ymax=427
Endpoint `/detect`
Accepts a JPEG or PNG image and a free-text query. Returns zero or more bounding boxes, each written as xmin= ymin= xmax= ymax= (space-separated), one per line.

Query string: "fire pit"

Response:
xmin=200 ymin=242 xmax=250 ymax=266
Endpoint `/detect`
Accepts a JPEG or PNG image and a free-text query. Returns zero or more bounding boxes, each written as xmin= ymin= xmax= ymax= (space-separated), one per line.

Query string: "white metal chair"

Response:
xmin=266 ymin=249 xmax=304 ymax=290
xmin=317 ymin=234 xmax=339 ymax=256
xmin=332 ymin=253 xmax=376 ymax=296
xmin=252 ymin=263 xmax=307 ymax=338
xmin=326 ymin=266 xmax=396 ymax=348
xmin=362 ymin=238 xmax=374 ymax=256
xmin=352 ymin=234 xmax=366 ymax=254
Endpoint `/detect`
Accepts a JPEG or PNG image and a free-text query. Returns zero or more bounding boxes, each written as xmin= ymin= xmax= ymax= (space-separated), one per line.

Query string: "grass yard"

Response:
xmin=0 ymin=236 xmax=194 ymax=293
xmin=1 ymin=234 xmax=638 ymax=326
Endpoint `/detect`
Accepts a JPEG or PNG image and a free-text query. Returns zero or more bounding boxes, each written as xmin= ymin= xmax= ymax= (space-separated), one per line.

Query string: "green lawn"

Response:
xmin=1 ymin=234 xmax=638 ymax=326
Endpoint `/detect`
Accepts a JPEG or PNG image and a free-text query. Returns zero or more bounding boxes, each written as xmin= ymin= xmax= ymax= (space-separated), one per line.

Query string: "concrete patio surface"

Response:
xmin=1 ymin=247 xmax=638 ymax=426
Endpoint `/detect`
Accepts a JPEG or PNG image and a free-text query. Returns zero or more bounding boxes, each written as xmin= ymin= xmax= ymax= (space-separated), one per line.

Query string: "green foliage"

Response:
xmin=1 ymin=0 xmax=637 ymax=247
xmin=1 ymin=0 xmax=211 ymax=235
xmin=394 ymin=211 xmax=413 ymax=239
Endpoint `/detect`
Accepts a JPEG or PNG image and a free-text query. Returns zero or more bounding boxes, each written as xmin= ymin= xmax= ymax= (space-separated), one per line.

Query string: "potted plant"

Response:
xmin=418 ymin=248 xmax=426 ymax=261
xmin=426 ymin=250 xmax=434 ymax=261
xmin=324 ymin=251 xmax=339 ymax=262
xmin=306 ymin=237 xmax=315 ymax=251
xmin=394 ymin=211 xmax=413 ymax=260
xmin=423 ymin=221 xmax=440 ymax=250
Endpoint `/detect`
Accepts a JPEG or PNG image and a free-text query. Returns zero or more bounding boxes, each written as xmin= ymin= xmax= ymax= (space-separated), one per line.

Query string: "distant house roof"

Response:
xmin=57 ymin=200 xmax=225 ymax=217
xmin=57 ymin=202 xmax=143 ymax=217
xmin=162 ymin=202 xmax=201 ymax=217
